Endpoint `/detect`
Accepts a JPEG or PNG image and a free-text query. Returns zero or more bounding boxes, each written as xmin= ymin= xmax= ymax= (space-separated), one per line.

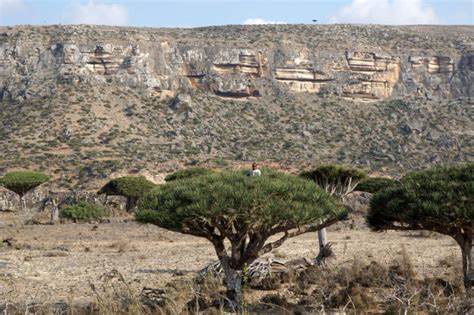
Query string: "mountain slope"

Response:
xmin=0 ymin=24 xmax=473 ymax=187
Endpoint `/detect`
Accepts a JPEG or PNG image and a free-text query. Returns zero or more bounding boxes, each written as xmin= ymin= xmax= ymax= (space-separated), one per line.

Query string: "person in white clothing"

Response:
xmin=250 ymin=162 xmax=261 ymax=176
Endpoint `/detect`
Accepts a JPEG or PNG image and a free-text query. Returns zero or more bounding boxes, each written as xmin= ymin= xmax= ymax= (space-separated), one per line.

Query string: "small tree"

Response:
xmin=97 ymin=176 xmax=156 ymax=212
xmin=0 ymin=171 xmax=49 ymax=209
xmin=136 ymin=171 xmax=346 ymax=309
xmin=164 ymin=167 xmax=214 ymax=182
xmin=357 ymin=177 xmax=398 ymax=194
xmin=300 ymin=164 xmax=366 ymax=262
xmin=367 ymin=163 xmax=474 ymax=289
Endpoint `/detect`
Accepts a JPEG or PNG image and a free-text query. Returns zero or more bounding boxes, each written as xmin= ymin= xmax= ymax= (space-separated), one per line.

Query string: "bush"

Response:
xmin=357 ymin=177 xmax=398 ymax=193
xmin=60 ymin=202 xmax=109 ymax=222
xmin=164 ymin=167 xmax=214 ymax=182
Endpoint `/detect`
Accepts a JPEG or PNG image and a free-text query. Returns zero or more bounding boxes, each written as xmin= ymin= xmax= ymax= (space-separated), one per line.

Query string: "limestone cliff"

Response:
xmin=0 ymin=25 xmax=472 ymax=187
xmin=0 ymin=24 xmax=472 ymax=102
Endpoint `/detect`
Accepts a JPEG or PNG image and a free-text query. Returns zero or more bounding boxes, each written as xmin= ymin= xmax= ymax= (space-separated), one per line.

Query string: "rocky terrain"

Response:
xmin=0 ymin=24 xmax=473 ymax=188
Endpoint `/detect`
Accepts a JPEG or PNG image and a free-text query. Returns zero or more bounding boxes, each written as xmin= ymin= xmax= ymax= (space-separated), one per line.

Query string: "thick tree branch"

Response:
xmin=258 ymin=231 xmax=289 ymax=256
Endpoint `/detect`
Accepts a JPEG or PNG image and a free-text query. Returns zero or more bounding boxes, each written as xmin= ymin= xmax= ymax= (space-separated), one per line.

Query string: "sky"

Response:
xmin=0 ymin=0 xmax=472 ymax=27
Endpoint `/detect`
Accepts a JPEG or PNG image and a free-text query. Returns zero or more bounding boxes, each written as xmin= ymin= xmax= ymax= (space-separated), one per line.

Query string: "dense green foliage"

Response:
xmin=164 ymin=167 xmax=214 ymax=182
xmin=137 ymin=171 xmax=346 ymax=232
xmin=97 ymin=176 xmax=155 ymax=199
xmin=367 ymin=163 xmax=474 ymax=231
xmin=0 ymin=170 xmax=49 ymax=197
xmin=60 ymin=202 xmax=109 ymax=222
xmin=357 ymin=177 xmax=398 ymax=194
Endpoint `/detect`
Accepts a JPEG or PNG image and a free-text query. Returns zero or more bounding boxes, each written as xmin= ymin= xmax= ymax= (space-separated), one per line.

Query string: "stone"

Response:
xmin=169 ymin=93 xmax=192 ymax=110
xmin=344 ymin=191 xmax=372 ymax=214
xmin=0 ymin=187 xmax=19 ymax=212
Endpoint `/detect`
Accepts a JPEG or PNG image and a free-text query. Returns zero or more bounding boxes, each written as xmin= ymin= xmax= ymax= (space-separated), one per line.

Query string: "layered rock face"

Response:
xmin=0 ymin=25 xmax=472 ymax=185
xmin=0 ymin=25 xmax=472 ymax=102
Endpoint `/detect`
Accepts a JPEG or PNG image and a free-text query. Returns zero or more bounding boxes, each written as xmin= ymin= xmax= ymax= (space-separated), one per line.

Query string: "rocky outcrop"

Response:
xmin=0 ymin=186 xmax=127 ymax=222
xmin=169 ymin=93 xmax=192 ymax=110
xmin=275 ymin=68 xmax=332 ymax=93
xmin=342 ymin=52 xmax=400 ymax=100
xmin=213 ymin=50 xmax=266 ymax=77
xmin=409 ymin=56 xmax=455 ymax=74
xmin=0 ymin=25 xmax=472 ymax=102
xmin=0 ymin=187 xmax=19 ymax=212
xmin=344 ymin=191 xmax=372 ymax=214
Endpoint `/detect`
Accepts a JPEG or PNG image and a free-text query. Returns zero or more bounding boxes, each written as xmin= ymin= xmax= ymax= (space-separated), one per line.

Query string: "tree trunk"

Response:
xmin=460 ymin=234 xmax=474 ymax=289
xmin=221 ymin=258 xmax=243 ymax=312
xmin=316 ymin=216 xmax=328 ymax=263
xmin=19 ymin=194 xmax=26 ymax=211
xmin=318 ymin=227 xmax=328 ymax=254
xmin=126 ymin=197 xmax=136 ymax=212
xmin=50 ymin=205 xmax=59 ymax=224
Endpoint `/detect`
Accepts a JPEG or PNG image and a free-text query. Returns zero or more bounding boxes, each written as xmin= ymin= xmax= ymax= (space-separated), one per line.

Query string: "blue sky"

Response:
xmin=0 ymin=0 xmax=472 ymax=27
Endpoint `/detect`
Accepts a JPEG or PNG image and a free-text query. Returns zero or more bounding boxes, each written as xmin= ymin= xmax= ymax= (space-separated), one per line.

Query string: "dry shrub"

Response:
xmin=293 ymin=250 xmax=465 ymax=313
xmin=331 ymin=285 xmax=377 ymax=310
xmin=88 ymin=269 xmax=146 ymax=315
xmin=186 ymin=272 xmax=227 ymax=313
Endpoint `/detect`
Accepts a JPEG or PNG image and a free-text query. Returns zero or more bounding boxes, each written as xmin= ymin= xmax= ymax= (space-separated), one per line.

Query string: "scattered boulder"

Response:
xmin=169 ymin=93 xmax=192 ymax=110
xmin=344 ymin=191 xmax=372 ymax=214
xmin=0 ymin=187 xmax=19 ymax=212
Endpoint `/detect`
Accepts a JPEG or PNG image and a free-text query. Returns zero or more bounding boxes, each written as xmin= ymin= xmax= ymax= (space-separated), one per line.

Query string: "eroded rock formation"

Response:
xmin=409 ymin=56 xmax=455 ymax=74
xmin=0 ymin=25 xmax=472 ymax=102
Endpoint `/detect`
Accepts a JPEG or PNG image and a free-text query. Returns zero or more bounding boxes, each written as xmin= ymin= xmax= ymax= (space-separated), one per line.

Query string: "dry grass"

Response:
xmin=0 ymin=211 xmax=468 ymax=313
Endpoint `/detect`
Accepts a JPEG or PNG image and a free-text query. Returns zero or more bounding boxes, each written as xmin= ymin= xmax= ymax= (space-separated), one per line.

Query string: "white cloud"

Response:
xmin=68 ymin=1 xmax=128 ymax=26
xmin=330 ymin=0 xmax=439 ymax=25
xmin=243 ymin=18 xmax=287 ymax=25
xmin=0 ymin=0 xmax=25 ymax=15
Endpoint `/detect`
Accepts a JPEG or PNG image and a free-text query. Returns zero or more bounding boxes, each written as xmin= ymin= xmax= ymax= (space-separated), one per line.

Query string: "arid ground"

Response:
xmin=0 ymin=210 xmax=461 ymax=310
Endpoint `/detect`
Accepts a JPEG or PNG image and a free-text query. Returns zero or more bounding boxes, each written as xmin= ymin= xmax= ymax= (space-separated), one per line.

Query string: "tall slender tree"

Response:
xmin=301 ymin=164 xmax=366 ymax=263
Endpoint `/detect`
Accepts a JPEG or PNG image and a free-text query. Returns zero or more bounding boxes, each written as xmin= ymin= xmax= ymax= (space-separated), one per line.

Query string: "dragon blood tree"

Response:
xmin=367 ymin=163 xmax=474 ymax=289
xmin=136 ymin=170 xmax=346 ymax=309
xmin=0 ymin=170 xmax=49 ymax=210
xmin=300 ymin=164 xmax=366 ymax=262
xmin=97 ymin=176 xmax=156 ymax=212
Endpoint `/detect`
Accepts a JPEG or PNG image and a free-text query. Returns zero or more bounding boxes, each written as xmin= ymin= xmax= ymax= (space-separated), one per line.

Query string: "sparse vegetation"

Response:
xmin=0 ymin=23 xmax=472 ymax=312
